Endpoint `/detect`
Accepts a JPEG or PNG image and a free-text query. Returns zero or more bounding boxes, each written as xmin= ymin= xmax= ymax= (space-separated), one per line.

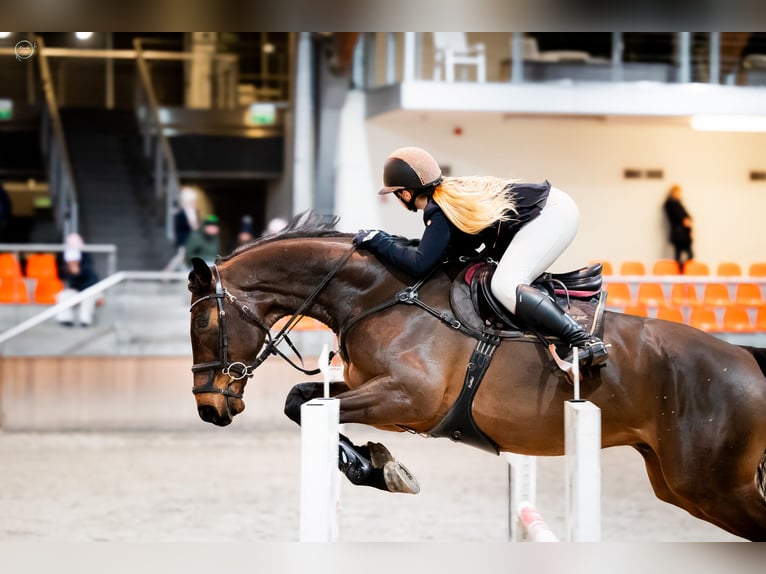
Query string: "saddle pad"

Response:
xmin=450 ymin=265 xmax=606 ymax=340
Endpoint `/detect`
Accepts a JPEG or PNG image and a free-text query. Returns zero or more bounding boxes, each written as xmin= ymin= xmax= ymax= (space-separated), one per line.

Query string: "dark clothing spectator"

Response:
xmin=185 ymin=214 xmax=221 ymax=265
xmin=56 ymin=233 xmax=100 ymax=327
xmin=663 ymin=185 xmax=694 ymax=269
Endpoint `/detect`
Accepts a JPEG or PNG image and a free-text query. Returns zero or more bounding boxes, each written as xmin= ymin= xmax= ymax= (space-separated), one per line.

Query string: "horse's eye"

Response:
xmin=195 ymin=316 xmax=209 ymax=329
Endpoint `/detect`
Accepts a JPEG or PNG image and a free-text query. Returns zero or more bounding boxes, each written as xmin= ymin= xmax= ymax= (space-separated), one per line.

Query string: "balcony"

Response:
xmin=360 ymin=33 xmax=766 ymax=123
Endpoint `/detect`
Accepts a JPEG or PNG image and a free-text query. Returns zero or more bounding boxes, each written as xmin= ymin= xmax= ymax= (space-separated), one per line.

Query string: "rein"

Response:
xmin=190 ymin=246 xmax=357 ymax=397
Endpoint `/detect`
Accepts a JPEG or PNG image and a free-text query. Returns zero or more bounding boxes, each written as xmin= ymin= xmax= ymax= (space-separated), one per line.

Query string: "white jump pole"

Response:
xmin=299 ymin=345 xmax=341 ymax=542
xmin=506 ymin=453 xmax=558 ymax=542
xmin=564 ymin=347 xmax=602 ymax=542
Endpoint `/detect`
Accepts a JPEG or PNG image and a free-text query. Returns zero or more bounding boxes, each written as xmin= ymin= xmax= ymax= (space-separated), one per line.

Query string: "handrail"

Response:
xmin=35 ymin=35 xmax=79 ymax=238
xmin=133 ymin=37 xmax=182 ymax=242
xmin=0 ymin=242 xmax=118 ymax=275
xmin=0 ymin=270 xmax=187 ymax=346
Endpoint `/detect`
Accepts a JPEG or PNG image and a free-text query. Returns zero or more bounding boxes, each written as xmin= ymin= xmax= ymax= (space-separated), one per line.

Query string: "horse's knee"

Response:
xmin=283 ymin=382 xmax=323 ymax=425
xmin=283 ymin=381 xmax=349 ymax=425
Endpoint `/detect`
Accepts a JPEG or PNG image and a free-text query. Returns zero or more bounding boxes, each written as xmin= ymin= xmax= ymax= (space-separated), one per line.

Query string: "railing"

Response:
xmin=133 ymin=38 xmax=183 ymax=242
xmin=365 ymin=32 xmax=764 ymax=88
xmin=0 ymin=270 xmax=186 ymax=346
xmin=36 ymin=35 xmax=79 ymax=239
xmin=0 ymin=242 xmax=118 ymax=276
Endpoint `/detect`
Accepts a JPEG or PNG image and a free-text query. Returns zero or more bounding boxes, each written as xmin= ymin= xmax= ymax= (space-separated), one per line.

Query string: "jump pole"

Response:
xmin=507 ymin=348 xmax=601 ymax=542
xmin=506 ymin=453 xmax=558 ymax=542
xmin=299 ymin=344 xmax=341 ymax=542
xmin=564 ymin=347 xmax=601 ymax=542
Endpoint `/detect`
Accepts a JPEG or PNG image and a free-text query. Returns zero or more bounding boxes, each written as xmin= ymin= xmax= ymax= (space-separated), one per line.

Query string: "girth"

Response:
xmin=426 ymin=334 xmax=502 ymax=454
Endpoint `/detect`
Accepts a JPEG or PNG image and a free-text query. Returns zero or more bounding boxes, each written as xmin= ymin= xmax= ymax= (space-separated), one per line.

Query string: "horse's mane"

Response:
xmin=220 ymin=211 xmax=351 ymax=261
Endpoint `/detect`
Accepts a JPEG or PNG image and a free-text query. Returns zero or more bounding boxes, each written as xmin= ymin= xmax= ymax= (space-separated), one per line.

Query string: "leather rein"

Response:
xmin=189 ymin=246 xmax=357 ymax=399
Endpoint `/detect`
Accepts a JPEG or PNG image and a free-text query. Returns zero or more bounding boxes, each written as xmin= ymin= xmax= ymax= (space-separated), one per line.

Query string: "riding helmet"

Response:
xmin=378 ymin=147 xmax=443 ymax=196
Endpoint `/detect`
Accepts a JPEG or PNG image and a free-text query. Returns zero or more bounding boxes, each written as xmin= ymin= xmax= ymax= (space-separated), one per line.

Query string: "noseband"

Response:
xmin=189 ymin=246 xmax=356 ymax=400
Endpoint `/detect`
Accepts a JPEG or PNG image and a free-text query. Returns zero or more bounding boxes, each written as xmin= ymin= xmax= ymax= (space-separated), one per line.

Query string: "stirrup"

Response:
xmin=565 ymin=340 xmax=608 ymax=367
xmin=548 ymin=341 xmax=609 ymax=381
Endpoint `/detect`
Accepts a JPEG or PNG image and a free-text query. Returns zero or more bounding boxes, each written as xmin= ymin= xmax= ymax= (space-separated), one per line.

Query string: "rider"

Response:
xmin=353 ymin=146 xmax=608 ymax=368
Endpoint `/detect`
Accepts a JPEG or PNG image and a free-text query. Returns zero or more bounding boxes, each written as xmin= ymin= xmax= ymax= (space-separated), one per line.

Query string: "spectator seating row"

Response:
xmin=605 ymin=281 xmax=765 ymax=308
xmin=618 ymin=303 xmax=766 ymax=333
xmin=595 ymin=258 xmax=766 ymax=333
xmin=593 ymin=258 xmax=766 ymax=278
xmin=0 ymin=253 xmax=63 ymax=305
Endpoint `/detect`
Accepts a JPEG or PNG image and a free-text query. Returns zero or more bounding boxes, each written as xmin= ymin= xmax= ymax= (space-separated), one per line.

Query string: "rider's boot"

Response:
xmin=514 ymin=284 xmax=608 ymax=368
xmin=338 ymin=436 xmax=420 ymax=494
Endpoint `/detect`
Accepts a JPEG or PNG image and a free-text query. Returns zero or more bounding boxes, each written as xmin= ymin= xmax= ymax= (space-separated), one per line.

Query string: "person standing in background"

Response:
xmin=165 ymin=186 xmax=200 ymax=271
xmin=234 ymin=214 xmax=255 ymax=249
xmin=185 ymin=214 xmax=221 ymax=266
xmin=663 ymin=184 xmax=694 ymax=271
xmin=56 ymin=233 xmax=100 ymax=327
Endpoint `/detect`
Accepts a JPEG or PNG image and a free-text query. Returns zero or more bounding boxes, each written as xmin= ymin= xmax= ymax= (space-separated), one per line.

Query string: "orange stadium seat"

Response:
xmin=25 ymin=253 xmax=59 ymax=280
xmin=0 ymin=253 xmax=22 ymax=279
xmin=702 ymin=283 xmax=732 ymax=307
xmin=689 ymin=307 xmax=722 ymax=332
xmin=656 ymin=306 xmax=684 ymax=324
xmin=756 ymin=307 xmax=766 ymax=331
xmin=590 ymin=260 xmax=613 ymax=275
xmin=716 ymin=262 xmax=742 ymax=277
xmin=722 ymin=306 xmax=756 ymax=333
xmin=637 ymin=283 xmax=666 ymax=307
xmin=652 ymin=259 xmax=680 ymax=276
xmin=272 ymin=316 xmax=331 ymax=332
xmin=683 ymin=260 xmax=710 ymax=276
xmin=619 ymin=261 xmax=646 ymax=275
xmin=605 ymin=282 xmax=634 ymax=307
xmin=33 ymin=277 xmax=64 ymax=305
xmin=0 ymin=275 xmax=30 ymax=304
xmin=670 ymin=283 xmax=699 ymax=307
xmin=748 ymin=262 xmax=766 ymax=277
xmin=623 ymin=303 xmax=648 ymax=317
xmin=735 ymin=283 xmax=764 ymax=307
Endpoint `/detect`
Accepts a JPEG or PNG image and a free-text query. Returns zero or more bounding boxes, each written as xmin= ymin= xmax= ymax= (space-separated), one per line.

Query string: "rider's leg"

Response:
xmin=490 ymin=186 xmax=607 ymax=366
xmin=514 ymin=284 xmax=608 ymax=366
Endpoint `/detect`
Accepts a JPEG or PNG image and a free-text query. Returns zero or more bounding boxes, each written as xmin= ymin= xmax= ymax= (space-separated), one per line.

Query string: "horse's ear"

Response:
xmin=188 ymin=257 xmax=213 ymax=293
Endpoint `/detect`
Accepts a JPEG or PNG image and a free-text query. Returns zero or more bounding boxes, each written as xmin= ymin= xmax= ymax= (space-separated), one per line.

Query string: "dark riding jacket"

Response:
xmin=365 ymin=180 xmax=551 ymax=278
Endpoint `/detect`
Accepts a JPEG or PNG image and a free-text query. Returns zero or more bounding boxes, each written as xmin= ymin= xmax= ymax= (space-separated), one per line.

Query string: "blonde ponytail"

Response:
xmin=432 ymin=176 xmax=517 ymax=234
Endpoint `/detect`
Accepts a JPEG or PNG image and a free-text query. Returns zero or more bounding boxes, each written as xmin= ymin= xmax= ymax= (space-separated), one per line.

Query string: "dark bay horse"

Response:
xmin=187 ymin=214 xmax=766 ymax=541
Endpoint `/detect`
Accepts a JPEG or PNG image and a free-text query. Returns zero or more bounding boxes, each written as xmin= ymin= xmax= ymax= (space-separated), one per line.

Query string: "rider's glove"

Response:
xmin=353 ymin=229 xmax=381 ymax=246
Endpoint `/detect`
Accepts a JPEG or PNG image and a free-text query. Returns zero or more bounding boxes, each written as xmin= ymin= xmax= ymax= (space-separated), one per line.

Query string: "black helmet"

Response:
xmin=378 ymin=147 xmax=442 ymax=196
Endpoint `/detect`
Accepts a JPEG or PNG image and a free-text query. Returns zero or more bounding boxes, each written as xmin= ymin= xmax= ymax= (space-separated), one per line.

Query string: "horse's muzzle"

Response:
xmin=198 ymin=404 xmax=233 ymax=426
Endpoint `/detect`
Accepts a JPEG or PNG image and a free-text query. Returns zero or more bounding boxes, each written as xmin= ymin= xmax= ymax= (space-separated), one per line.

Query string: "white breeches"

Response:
xmin=490 ymin=186 xmax=579 ymax=313
xmin=55 ymin=288 xmax=97 ymax=326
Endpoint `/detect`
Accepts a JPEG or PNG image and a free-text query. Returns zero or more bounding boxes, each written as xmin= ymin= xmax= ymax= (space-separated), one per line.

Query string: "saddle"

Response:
xmin=449 ymin=261 xmax=606 ymax=341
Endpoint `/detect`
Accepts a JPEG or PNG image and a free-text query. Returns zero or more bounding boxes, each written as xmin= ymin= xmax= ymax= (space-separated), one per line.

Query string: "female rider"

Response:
xmin=353 ymin=146 xmax=607 ymax=368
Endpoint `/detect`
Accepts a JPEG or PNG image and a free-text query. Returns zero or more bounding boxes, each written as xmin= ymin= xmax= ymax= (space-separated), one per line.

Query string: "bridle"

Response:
xmin=189 ymin=246 xmax=356 ymax=399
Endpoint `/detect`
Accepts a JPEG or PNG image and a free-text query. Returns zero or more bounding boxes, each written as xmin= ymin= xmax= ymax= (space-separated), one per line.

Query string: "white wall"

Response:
xmin=336 ymin=102 xmax=766 ymax=273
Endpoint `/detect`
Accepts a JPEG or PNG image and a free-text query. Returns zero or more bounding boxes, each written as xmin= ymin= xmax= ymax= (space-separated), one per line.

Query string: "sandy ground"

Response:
xmin=0 ymin=426 xmax=744 ymax=542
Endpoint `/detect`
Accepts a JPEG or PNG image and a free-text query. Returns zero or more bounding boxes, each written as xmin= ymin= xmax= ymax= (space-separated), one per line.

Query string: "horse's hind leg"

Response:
xmin=283 ymin=382 xmax=419 ymax=494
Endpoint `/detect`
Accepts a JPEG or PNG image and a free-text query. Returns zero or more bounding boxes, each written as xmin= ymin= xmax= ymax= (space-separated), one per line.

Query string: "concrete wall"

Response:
xmin=0 ymin=356 xmax=316 ymax=431
xmin=336 ymin=103 xmax=766 ymax=273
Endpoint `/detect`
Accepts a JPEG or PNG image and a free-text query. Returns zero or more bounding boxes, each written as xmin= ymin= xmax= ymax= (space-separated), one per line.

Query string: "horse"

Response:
xmin=187 ymin=212 xmax=766 ymax=541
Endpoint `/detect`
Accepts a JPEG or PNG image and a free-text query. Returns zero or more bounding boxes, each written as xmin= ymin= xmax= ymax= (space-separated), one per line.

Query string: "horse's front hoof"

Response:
xmin=367 ymin=441 xmax=394 ymax=468
xmin=383 ymin=461 xmax=420 ymax=494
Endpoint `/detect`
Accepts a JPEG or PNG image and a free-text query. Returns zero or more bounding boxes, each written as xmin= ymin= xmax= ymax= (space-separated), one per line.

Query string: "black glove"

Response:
xmin=353 ymin=229 xmax=382 ymax=246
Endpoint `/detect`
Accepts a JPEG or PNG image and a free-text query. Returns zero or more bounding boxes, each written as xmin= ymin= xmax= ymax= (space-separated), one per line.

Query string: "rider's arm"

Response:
xmin=365 ymin=208 xmax=451 ymax=278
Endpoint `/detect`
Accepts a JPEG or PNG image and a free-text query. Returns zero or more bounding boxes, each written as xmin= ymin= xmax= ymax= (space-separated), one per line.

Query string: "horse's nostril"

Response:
xmin=198 ymin=404 xmax=218 ymax=423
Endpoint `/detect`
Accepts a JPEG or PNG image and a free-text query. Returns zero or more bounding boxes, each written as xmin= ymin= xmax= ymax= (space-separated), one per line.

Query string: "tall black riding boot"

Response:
xmin=515 ymin=284 xmax=608 ymax=367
